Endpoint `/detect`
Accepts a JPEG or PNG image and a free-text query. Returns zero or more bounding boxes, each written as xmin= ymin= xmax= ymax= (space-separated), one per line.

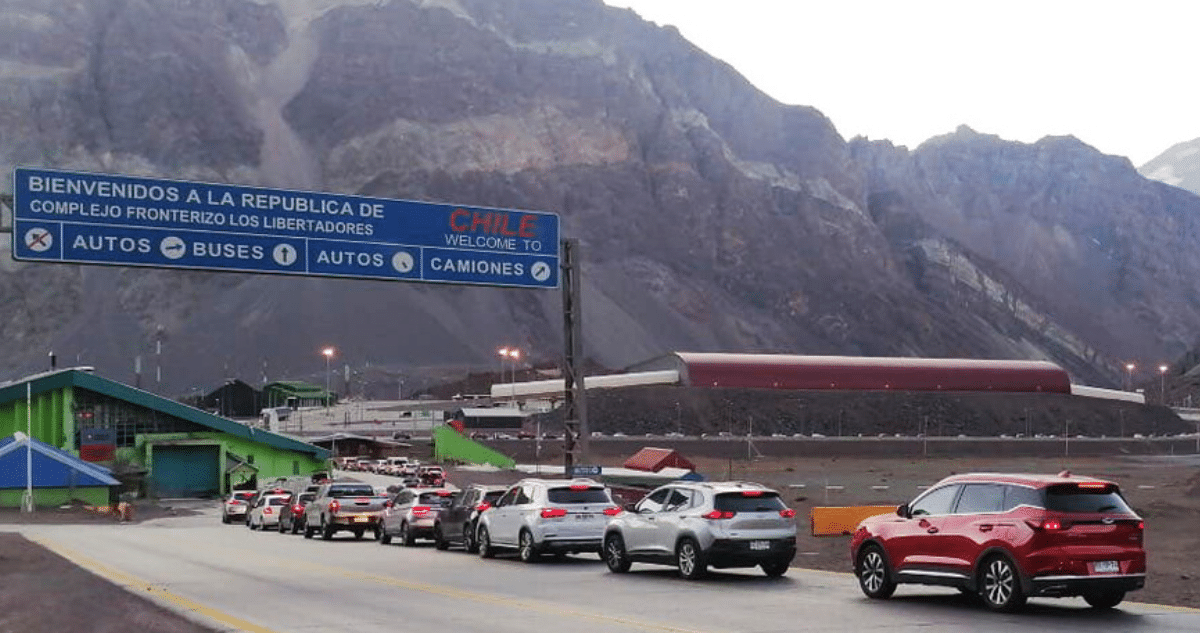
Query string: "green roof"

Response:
xmin=1 ymin=369 xmax=329 ymax=460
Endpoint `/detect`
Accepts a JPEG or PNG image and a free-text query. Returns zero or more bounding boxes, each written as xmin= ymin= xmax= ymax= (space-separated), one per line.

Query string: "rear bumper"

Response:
xmin=540 ymin=537 xmax=602 ymax=553
xmin=707 ymin=537 xmax=797 ymax=568
xmin=333 ymin=515 xmax=381 ymax=527
xmin=1030 ymin=573 xmax=1145 ymax=597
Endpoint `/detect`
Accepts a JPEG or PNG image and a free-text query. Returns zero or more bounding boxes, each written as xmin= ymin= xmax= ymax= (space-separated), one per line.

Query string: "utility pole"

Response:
xmin=560 ymin=238 xmax=588 ymax=470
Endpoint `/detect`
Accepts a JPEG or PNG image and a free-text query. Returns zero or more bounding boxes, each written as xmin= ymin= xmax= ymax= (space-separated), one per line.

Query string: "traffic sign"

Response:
xmin=567 ymin=465 xmax=602 ymax=477
xmin=11 ymin=168 xmax=560 ymax=288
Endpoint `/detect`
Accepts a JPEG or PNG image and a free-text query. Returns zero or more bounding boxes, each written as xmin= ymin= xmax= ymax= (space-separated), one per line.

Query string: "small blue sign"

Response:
xmin=12 ymin=168 xmax=559 ymax=288
xmin=567 ymin=465 xmax=603 ymax=478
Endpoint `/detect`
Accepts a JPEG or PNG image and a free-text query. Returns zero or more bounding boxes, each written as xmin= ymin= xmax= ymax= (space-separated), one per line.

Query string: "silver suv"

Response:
xmin=603 ymin=481 xmax=797 ymax=579
xmin=475 ymin=478 xmax=620 ymax=562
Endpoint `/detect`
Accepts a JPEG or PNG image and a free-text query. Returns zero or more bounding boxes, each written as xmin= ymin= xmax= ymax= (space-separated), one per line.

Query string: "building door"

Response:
xmin=152 ymin=445 xmax=220 ymax=498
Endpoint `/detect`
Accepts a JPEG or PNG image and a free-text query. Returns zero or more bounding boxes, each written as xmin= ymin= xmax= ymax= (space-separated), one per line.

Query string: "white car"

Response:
xmin=602 ymin=481 xmax=797 ymax=579
xmin=247 ymin=493 xmax=292 ymax=530
xmin=475 ymin=478 xmax=620 ymax=562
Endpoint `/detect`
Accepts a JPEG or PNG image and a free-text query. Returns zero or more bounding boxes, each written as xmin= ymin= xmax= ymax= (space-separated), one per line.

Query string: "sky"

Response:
xmin=601 ymin=0 xmax=1199 ymax=166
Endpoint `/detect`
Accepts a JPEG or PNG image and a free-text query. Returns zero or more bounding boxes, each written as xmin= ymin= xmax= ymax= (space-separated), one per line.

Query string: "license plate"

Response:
xmin=1094 ymin=560 xmax=1119 ymax=574
xmin=575 ymin=513 xmax=592 ymax=521
xmin=353 ymin=516 xmax=370 ymax=523
xmin=749 ymin=540 xmax=770 ymax=551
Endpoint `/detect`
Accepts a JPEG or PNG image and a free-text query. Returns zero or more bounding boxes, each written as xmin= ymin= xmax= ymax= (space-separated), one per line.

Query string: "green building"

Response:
xmin=262 ymin=381 xmax=336 ymax=409
xmin=0 ymin=369 xmax=330 ymax=500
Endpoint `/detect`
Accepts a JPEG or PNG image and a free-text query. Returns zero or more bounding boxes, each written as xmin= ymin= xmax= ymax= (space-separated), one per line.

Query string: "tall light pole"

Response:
xmin=1159 ymin=364 xmax=1169 ymax=405
xmin=1125 ymin=363 xmax=1136 ymax=392
xmin=497 ymin=347 xmax=509 ymax=400
xmin=509 ymin=349 xmax=521 ymax=404
xmin=322 ymin=347 xmax=335 ymax=409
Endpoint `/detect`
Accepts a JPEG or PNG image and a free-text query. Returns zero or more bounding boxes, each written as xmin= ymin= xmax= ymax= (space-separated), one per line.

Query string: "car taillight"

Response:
xmin=741 ymin=490 xmax=764 ymax=497
xmin=1138 ymin=521 xmax=1145 ymax=530
xmin=602 ymin=506 xmax=622 ymax=516
xmin=569 ymin=484 xmax=590 ymax=490
xmin=476 ymin=502 xmax=492 ymax=512
xmin=1042 ymin=519 xmax=1063 ymax=530
xmin=1077 ymin=483 xmax=1108 ymax=489
xmin=329 ymin=500 xmax=340 ymax=514
xmin=779 ymin=508 xmax=796 ymax=518
xmin=541 ymin=508 xmax=567 ymax=518
xmin=702 ymin=510 xmax=736 ymax=520
xmin=293 ymin=505 xmax=303 ymax=514
xmin=412 ymin=506 xmax=431 ymax=516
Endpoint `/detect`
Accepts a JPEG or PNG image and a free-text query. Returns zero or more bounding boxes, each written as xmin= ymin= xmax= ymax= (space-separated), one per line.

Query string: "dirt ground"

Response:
xmin=683 ymin=453 xmax=1200 ymax=609
xmin=0 ymin=532 xmax=216 ymax=633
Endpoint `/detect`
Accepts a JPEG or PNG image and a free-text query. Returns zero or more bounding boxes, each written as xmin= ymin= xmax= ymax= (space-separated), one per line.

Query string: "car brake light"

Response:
xmin=603 ymin=506 xmax=622 ymax=516
xmin=569 ymin=484 xmax=590 ymax=490
xmin=779 ymin=508 xmax=796 ymax=518
xmin=293 ymin=505 xmax=303 ymax=514
xmin=329 ymin=499 xmax=340 ymax=514
xmin=412 ymin=506 xmax=431 ymax=516
xmin=1042 ymin=519 xmax=1063 ymax=530
xmin=702 ymin=510 xmax=736 ymax=520
xmin=476 ymin=502 xmax=491 ymax=512
xmin=741 ymin=490 xmax=764 ymax=497
xmin=1077 ymin=483 xmax=1107 ymax=489
xmin=1138 ymin=521 xmax=1145 ymax=530
xmin=541 ymin=508 xmax=567 ymax=518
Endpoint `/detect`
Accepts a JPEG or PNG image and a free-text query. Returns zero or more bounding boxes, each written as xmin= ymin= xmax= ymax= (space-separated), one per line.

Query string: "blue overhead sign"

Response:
xmin=11 ymin=168 xmax=560 ymax=288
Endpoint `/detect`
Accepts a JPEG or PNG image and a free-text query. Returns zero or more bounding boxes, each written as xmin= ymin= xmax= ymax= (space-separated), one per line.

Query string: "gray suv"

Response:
xmin=475 ymin=478 xmax=620 ymax=562
xmin=603 ymin=481 xmax=797 ymax=579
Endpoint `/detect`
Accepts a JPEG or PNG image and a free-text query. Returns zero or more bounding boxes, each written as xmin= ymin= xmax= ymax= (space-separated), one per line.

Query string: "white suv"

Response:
xmin=603 ymin=481 xmax=797 ymax=579
xmin=475 ymin=478 xmax=620 ymax=562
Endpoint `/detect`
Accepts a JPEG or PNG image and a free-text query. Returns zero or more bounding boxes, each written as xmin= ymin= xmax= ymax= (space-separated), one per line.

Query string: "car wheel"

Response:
xmin=760 ymin=559 xmax=790 ymax=578
xmin=222 ymin=514 xmax=231 ymax=524
xmin=321 ymin=518 xmax=335 ymax=541
xmin=304 ymin=522 xmax=314 ymax=539
xmin=249 ymin=517 xmax=258 ymax=531
xmin=353 ymin=529 xmax=365 ymax=540
xmin=856 ymin=545 xmax=896 ymax=599
xmin=278 ymin=520 xmax=287 ymax=534
xmin=464 ymin=525 xmax=478 ymax=553
xmin=292 ymin=521 xmax=302 ymax=535
xmin=676 ymin=538 xmax=707 ymax=580
xmin=980 ymin=555 xmax=1027 ymax=612
xmin=604 ymin=534 xmax=631 ymax=573
xmin=477 ymin=526 xmax=495 ymax=559
xmin=518 ymin=530 xmax=540 ymax=563
xmin=379 ymin=526 xmax=393 ymax=545
xmin=434 ymin=524 xmax=449 ymax=550
xmin=1083 ymin=590 xmax=1125 ymax=609
xmin=401 ymin=522 xmax=415 ymax=547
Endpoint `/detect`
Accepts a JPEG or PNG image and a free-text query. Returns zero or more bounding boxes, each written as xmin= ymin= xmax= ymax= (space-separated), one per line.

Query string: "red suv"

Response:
xmin=850 ymin=471 xmax=1145 ymax=611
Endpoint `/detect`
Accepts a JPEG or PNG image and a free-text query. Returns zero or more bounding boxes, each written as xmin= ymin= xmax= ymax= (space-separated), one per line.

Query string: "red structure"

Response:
xmin=623 ymin=447 xmax=697 ymax=473
xmin=633 ymin=353 xmax=1072 ymax=394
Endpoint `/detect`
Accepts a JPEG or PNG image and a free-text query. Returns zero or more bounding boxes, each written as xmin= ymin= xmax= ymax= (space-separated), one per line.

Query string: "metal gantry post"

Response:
xmin=560 ymin=238 xmax=588 ymax=470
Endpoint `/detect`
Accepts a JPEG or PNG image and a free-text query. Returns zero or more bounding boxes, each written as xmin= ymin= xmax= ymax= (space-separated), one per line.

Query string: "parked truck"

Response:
xmin=304 ymin=481 xmax=389 ymax=540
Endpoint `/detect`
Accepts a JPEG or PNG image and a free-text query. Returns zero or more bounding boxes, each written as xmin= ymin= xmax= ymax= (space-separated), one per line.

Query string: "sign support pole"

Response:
xmin=22 ymin=382 xmax=34 ymax=513
xmin=560 ymin=238 xmax=588 ymax=470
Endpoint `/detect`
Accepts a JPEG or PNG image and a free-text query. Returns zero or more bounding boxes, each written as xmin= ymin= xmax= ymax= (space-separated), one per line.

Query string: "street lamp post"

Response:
xmin=1159 ymin=364 xmax=1169 ymax=405
xmin=1125 ymin=363 xmax=1136 ymax=391
xmin=497 ymin=347 xmax=521 ymax=404
xmin=322 ymin=347 xmax=335 ymax=409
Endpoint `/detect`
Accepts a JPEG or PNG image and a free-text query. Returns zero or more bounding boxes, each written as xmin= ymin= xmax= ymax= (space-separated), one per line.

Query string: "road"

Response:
xmin=8 ymin=504 xmax=1199 ymax=633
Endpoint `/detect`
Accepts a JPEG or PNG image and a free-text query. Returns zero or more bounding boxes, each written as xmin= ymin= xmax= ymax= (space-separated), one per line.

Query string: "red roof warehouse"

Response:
xmin=623 ymin=447 xmax=697 ymax=473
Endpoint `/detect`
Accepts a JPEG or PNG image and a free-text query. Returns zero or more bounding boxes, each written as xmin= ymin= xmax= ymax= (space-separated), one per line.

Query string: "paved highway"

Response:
xmin=11 ymin=505 xmax=1199 ymax=633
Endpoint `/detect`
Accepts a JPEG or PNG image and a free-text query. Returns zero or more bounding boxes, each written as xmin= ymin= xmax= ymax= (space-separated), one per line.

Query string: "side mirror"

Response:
xmin=896 ymin=503 xmax=910 ymax=519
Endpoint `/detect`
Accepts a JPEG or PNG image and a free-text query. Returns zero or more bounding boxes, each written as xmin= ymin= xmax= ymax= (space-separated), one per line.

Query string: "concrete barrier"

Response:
xmin=810 ymin=505 xmax=898 ymax=536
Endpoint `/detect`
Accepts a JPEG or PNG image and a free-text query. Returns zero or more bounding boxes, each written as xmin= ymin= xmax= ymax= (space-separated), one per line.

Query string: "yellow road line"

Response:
xmin=29 ymin=536 xmax=281 ymax=633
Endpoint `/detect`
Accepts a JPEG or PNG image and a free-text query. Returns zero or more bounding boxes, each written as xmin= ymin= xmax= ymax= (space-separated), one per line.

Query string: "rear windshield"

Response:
xmin=268 ymin=497 xmax=289 ymax=506
xmin=418 ymin=492 xmax=457 ymax=506
xmin=1044 ymin=484 xmax=1134 ymax=514
xmin=233 ymin=492 xmax=254 ymax=501
xmin=298 ymin=493 xmax=316 ymax=504
xmin=715 ymin=492 xmax=786 ymax=512
xmin=483 ymin=491 xmax=505 ymax=504
xmin=547 ymin=487 xmax=611 ymax=504
xmin=328 ymin=486 xmax=376 ymax=498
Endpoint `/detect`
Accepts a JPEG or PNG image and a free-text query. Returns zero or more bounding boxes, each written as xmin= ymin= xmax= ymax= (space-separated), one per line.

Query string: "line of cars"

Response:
xmin=221 ymin=468 xmax=1149 ymax=612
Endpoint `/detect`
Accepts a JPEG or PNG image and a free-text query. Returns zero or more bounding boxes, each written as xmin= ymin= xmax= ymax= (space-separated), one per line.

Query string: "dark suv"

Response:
xmin=850 ymin=471 xmax=1145 ymax=611
xmin=433 ymin=484 xmax=508 ymax=552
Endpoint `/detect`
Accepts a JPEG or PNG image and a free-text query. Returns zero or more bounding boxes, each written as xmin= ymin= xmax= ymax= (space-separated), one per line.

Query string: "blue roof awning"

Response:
xmin=0 ymin=433 xmax=120 ymax=488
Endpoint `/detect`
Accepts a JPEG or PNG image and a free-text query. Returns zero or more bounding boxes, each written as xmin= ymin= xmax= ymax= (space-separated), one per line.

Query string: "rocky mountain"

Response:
xmin=1141 ymin=138 xmax=1200 ymax=196
xmin=2 ymin=0 xmax=1198 ymax=395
